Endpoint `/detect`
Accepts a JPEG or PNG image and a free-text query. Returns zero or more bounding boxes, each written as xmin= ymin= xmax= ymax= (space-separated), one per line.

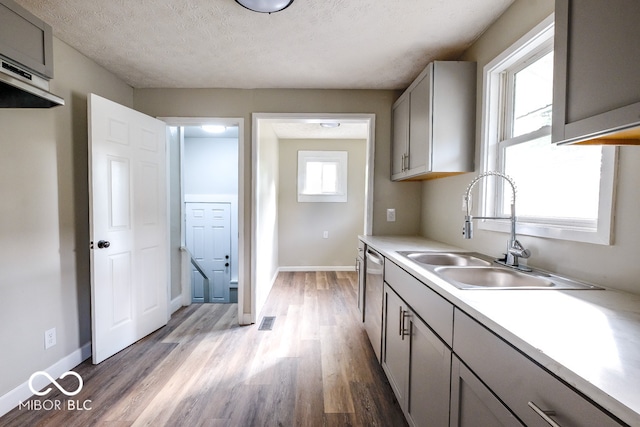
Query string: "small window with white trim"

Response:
xmin=297 ymin=151 xmax=348 ymax=203
xmin=479 ymin=15 xmax=617 ymax=244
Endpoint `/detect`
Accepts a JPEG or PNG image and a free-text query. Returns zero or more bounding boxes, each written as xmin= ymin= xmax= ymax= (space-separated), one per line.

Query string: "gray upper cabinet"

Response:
xmin=552 ymin=0 xmax=640 ymax=145
xmin=0 ymin=0 xmax=54 ymax=78
xmin=391 ymin=61 xmax=476 ymax=181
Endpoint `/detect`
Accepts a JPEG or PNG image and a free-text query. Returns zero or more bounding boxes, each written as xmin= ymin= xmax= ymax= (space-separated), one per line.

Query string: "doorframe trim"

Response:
xmin=251 ymin=113 xmax=375 ymax=324
xmin=160 ymin=116 xmax=245 ymax=325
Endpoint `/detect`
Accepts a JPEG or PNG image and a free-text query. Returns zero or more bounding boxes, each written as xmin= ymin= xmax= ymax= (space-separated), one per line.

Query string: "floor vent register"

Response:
xmin=258 ymin=316 xmax=276 ymax=331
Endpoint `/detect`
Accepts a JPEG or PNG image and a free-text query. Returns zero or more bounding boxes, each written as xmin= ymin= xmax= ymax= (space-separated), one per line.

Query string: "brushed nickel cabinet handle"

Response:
xmin=528 ymin=401 xmax=562 ymax=427
xmin=401 ymin=310 xmax=410 ymax=340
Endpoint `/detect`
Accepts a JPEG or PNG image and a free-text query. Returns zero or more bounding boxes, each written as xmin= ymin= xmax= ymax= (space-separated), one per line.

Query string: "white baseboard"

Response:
xmin=0 ymin=342 xmax=92 ymax=417
xmin=170 ymin=295 xmax=183 ymax=314
xmin=278 ymin=266 xmax=356 ymax=272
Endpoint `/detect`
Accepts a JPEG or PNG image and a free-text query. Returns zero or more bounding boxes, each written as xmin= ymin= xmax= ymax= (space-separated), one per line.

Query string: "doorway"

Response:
xmin=182 ymin=125 xmax=238 ymax=303
xmin=251 ymin=113 xmax=375 ymax=323
xmin=164 ymin=118 xmax=244 ymax=316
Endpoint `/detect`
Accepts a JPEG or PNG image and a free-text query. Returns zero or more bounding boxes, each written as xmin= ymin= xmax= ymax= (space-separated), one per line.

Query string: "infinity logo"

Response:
xmin=28 ymin=371 xmax=83 ymax=397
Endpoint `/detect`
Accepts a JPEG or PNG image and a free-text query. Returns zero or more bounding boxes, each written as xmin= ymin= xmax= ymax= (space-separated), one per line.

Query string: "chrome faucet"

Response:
xmin=463 ymin=171 xmax=531 ymax=271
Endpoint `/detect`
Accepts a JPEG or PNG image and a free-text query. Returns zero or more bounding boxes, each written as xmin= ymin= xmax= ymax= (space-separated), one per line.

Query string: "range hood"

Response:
xmin=0 ymin=59 xmax=64 ymax=108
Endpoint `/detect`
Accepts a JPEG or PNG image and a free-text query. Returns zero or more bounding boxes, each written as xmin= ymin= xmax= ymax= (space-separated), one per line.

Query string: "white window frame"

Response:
xmin=478 ymin=14 xmax=617 ymax=245
xmin=297 ymin=150 xmax=348 ymax=203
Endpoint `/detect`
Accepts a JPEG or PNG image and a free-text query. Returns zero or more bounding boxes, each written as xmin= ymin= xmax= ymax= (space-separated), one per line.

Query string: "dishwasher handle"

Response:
xmin=366 ymin=249 xmax=384 ymax=266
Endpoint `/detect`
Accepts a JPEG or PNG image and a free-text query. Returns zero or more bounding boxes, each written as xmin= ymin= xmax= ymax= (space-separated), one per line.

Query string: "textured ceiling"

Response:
xmin=15 ymin=0 xmax=514 ymax=90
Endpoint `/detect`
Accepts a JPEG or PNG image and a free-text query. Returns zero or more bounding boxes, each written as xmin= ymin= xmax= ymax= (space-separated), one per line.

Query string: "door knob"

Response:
xmin=97 ymin=240 xmax=110 ymax=249
xmin=225 ymin=262 xmax=229 ymax=267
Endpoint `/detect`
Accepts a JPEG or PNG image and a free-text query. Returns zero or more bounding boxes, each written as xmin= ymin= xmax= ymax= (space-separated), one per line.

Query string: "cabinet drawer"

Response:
xmin=385 ymin=260 xmax=453 ymax=346
xmin=453 ymin=309 xmax=624 ymax=426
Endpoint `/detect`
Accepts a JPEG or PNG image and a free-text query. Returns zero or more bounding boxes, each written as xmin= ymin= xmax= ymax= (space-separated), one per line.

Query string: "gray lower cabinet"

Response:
xmin=382 ymin=284 xmax=410 ymax=405
xmin=450 ymin=355 xmax=523 ymax=427
xmin=407 ymin=309 xmax=451 ymax=426
xmin=371 ymin=254 xmax=626 ymax=426
xmin=382 ymin=281 xmax=452 ymax=427
xmin=453 ymin=309 xmax=625 ymax=426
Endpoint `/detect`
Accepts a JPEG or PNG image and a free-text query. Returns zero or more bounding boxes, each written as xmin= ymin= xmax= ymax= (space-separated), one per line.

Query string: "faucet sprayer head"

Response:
xmin=463 ymin=216 xmax=473 ymax=239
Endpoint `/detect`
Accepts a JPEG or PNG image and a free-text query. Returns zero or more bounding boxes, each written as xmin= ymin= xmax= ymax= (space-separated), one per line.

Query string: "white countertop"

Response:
xmin=360 ymin=235 xmax=640 ymax=426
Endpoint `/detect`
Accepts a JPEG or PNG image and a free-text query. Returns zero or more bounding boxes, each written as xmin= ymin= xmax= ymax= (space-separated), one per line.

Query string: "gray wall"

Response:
xmin=168 ymin=127 xmax=182 ymax=301
xmin=0 ymin=39 xmax=134 ymax=398
xmin=184 ymin=137 xmax=238 ymax=195
xmin=133 ymin=88 xmax=422 ymax=315
xmin=420 ymin=0 xmax=640 ymax=295
xmin=278 ymin=139 xmax=366 ymax=268
xmin=254 ymin=122 xmax=280 ymax=316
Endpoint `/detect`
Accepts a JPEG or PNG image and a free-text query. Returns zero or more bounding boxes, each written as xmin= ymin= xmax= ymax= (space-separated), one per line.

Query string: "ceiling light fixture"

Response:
xmin=320 ymin=122 xmax=340 ymax=128
xmin=202 ymin=125 xmax=226 ymax=133
xmin=235 ymin=0 xmax=294 ymax=13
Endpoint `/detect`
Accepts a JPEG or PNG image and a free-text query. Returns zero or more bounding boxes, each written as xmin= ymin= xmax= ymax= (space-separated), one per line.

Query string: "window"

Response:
xmin=480 ymin=15 xmax=617 ymax=244
xmin=297 ymin=151 xmax=348 ymax=202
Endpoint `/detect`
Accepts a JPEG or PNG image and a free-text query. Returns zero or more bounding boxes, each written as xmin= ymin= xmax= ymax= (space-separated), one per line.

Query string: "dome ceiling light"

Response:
xmin=235 ymin=0 xmax=294 ymax=13
xmin=320 ymin=122 xmax=341 ymax=128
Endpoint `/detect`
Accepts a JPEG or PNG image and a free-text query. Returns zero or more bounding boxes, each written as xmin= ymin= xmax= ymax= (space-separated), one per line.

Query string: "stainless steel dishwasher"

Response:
xmin=356 ymin=240 xmax=366 ymax=323
xmin=364 ymin=247 xmax=384 ymax=362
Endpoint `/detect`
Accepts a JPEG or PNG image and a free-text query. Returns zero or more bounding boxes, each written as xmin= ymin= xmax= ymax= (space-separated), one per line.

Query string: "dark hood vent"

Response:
xmin=0 ymin=66 xmax=64 ymax=108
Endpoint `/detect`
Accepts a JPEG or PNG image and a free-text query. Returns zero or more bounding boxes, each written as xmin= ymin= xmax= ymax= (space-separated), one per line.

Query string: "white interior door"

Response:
xmin=185 ymin=202 xmax=231 ymax=302
xmin=88 ymin=93 xmax=168 ymax=364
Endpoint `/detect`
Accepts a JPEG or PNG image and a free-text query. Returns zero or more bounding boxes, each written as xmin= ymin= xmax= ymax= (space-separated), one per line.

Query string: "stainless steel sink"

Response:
xmin=398 ymin=251 xmax=492 ymax=267
xmin=434 ymin=266 xmax=602 ymax=290
xmin=435 ymin=266 xmax=553 ymax=289
xmin=397 ymin=251 xmax=603 ymax=290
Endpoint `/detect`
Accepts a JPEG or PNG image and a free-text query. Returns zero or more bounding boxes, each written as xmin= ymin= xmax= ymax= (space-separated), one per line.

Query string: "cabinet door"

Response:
xmin=391 ymin=94 xmax=410 ymax=180
xmin=407 ymin=314 xmax=451 ymax=427
xmin=454 ymin=310 xmax=625 ymax=427
xmin=382 ymin=284 xmax=410 ymax=406
xmin=450 ymin=356 xmax=523 ymax=427
xmin=407 ymin=67 xmax=432 ymax=175
xmin=553 ymin=0 xmax=640 ymax=144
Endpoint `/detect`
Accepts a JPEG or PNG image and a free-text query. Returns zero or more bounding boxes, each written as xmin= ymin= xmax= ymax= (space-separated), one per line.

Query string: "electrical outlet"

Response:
xmin=323 ymin=231 xmax=329 ymax=239
xmin=386 ymin=208 xmax=396 ymax=222
xmin=45 ymin=328 xmax=56 ymax=349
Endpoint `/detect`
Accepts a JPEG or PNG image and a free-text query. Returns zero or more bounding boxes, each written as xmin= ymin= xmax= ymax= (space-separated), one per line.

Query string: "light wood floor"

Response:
xmin=2 ymin=271 xmax=407 ymax=426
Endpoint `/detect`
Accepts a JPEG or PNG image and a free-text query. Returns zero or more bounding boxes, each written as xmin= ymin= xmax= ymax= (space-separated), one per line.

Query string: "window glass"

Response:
xmin=502 ymin=135 xmax=602 ymax=221
xmin=304 ymin=161 xmax=338 ymax=194
xmin=511 ymin=51 xmax=554 ymax=137
xmin=480 ymin=16 xmax=616 ymax=244
xmin=297 ymin=151 xmax=347 ymax=202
